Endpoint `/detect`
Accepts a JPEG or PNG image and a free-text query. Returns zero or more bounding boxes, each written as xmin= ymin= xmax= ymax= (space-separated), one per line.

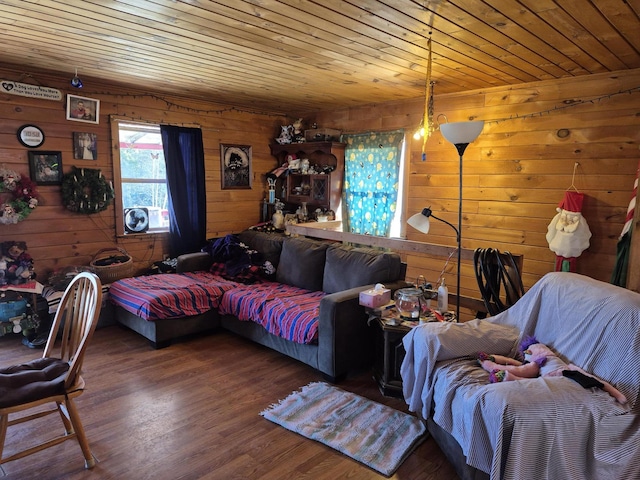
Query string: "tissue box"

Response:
xmin=359 ymin=287 xmax=391 ymax=308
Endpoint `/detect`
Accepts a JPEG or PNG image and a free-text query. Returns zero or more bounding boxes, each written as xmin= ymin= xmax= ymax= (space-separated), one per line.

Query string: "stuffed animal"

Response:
xmin=478 ymin=336 xmax=627 ymax=404
xmin=0 ymin=241 xmax=35 ymax=285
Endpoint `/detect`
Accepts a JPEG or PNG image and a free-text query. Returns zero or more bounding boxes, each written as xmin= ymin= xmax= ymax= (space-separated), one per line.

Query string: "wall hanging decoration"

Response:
xmin=546 ymin=164 xmax=592 ymax=272
xmin=17 ymin=124 xmax=45 ymax=148
xmin=61 ymin=166 xmax=114 ymax=214
xmin=220 ymin=144 xmax=252 ymax=189
xmin=66 ymin=94 xmax=99 ymax=124
xmin=0 ymin=74 xmax=62 ymax=101
xmin=28 ymin=151 xmax=63 ymax=185
xmin=73 ymin=132 xmax=97 ymax=160
xmin=0 ymin=168 xmax=40 ymax=224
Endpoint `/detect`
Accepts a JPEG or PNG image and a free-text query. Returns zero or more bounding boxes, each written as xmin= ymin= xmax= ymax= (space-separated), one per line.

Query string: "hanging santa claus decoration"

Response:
xmin=546 ymin=190 xmax=592 ymax=272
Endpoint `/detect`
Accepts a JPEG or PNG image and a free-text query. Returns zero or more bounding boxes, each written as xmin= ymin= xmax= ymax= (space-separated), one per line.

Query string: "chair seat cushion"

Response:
xmin=0 ymin=357 xmax=69 ymax=408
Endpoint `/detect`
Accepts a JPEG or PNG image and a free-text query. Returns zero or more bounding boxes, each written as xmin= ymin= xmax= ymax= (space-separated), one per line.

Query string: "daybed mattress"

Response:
xmin=109 ymin=272 xmax=238 ymax=321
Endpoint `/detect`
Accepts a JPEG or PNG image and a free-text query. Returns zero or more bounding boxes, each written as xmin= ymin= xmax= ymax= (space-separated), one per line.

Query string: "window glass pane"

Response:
xmin=119 ymin=124 xmax=166 ymax=179
xmin=122 ymin=183 xmax=168 ymax=210
xmin=120 ymin=148 xmax=166 ymax=179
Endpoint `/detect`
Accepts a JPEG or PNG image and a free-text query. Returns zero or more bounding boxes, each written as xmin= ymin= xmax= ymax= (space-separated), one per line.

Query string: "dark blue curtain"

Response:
xmin=160 ymin=125 xmax=206 ymax=257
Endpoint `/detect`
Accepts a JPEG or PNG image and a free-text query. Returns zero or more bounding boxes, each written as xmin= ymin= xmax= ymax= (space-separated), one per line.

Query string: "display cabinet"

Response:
xmin=269 ymin=142 xmax=345 ymax=218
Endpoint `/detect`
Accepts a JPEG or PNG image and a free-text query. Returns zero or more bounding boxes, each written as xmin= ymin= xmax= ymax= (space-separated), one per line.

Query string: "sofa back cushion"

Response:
xmin=238 ymin=230 xmax=285 ymax=268
xmin=276 ymin=237 xmax=328 ymax=291
xmin=323 ymin=245 xmax=404 ymax=294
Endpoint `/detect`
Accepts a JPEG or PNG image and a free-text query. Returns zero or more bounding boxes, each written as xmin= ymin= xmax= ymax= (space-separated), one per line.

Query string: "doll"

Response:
xmin=1 ymin=241 xmax=35 ymax=285
xmin=478 ymin=336 xmax=627 ymax=404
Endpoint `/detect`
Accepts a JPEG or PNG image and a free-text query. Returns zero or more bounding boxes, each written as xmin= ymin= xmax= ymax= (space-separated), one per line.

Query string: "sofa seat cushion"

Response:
xmin=219 ymin=281 xmax=325 ymax=344
xmin=259 ymin=290 xmax=326 ymax=344
xmin=430 ymin=357 xmax=632 ymax=479
xmin=110 ymin=272 xmax=238 ymax=321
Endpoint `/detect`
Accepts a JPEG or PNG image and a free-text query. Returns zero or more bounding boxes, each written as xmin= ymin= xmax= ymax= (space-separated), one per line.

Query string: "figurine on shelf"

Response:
xmin=275 ymin=125 xmax=293 ymax=145
xmin=296 ymin=202 xmax=308 ymax=222
xmin=292 ymin=118 xmax=305 ymax=143
xmin=267 ymin=178 xmax=276 ymax=203
xmin=272 ymin=199 xmax=285 ymax=229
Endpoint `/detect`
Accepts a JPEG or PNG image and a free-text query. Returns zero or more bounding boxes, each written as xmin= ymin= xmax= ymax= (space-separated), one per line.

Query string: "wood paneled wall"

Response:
xmin=311 ymin=68 xmax=640 ymax=300
xmin=0 ymin=64 xmax=285 ymax=280
xmin=2 ymin=62 xmax=639 ymax=301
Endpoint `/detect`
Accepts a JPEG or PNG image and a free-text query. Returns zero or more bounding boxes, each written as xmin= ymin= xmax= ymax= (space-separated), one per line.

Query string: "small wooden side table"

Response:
xmin=371 ymin=315 xmax=414 ymax=398
xmin=369 ymin=307 xmax=456 ymax=397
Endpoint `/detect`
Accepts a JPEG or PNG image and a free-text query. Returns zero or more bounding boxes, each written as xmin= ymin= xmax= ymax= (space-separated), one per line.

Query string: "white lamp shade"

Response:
xmin=440 ymin=121 xmax=484 ymax=145
xmin=407 ymin=211 xmax=431 ymax=234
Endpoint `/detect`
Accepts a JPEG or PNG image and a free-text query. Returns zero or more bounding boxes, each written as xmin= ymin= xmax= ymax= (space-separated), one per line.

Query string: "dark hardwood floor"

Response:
xmin=0 ymin=326 xmax=459 ymax=480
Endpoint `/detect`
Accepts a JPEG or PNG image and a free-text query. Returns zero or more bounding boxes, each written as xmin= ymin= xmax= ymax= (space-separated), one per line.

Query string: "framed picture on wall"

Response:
xmin=73 ymin=132 xmax=98 ymax=160
xmin=220 ymin=144 xmax=252 ymax=190
xmin=28 ymin=151 xmax=63 ymax=185
xmin=66 ymin=94 xmax=100 ymax=124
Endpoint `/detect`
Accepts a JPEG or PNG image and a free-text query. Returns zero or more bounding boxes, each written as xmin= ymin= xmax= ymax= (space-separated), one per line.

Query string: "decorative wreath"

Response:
xmin=0 ymin=168 xmax=40 ymax=224
xmin=61 ymin=166 xmax=115 ymax=214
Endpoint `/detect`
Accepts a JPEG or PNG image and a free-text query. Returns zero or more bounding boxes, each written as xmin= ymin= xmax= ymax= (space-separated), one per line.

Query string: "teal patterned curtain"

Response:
xmin=341 ymin=130 xmax=403 ymax=236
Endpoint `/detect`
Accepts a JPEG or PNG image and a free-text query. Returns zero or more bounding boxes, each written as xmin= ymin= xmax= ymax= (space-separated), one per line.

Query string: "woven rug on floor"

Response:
xmin=260 ymin=381 xmax=426 ymax=477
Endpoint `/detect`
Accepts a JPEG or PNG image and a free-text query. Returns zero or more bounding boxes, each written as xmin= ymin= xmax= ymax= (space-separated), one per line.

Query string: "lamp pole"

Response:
xmin=439 ymin=120 xmax=484 ymax=321
xmin=452 ymin=143 xmax=469 ymax=322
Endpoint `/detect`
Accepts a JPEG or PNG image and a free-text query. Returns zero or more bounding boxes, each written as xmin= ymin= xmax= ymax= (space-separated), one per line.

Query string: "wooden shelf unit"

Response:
xmin=269 ymin=142 xmax=345 ymax=216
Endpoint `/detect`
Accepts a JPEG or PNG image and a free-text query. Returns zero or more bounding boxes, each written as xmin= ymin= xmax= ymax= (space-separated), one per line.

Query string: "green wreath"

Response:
xmin=62 ymin=166 xmax=115 ymax=214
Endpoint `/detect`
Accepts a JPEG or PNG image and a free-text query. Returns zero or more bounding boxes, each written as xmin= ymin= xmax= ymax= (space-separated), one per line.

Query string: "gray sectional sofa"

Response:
xmin=113 ymin=230 xmax=408 ymax=381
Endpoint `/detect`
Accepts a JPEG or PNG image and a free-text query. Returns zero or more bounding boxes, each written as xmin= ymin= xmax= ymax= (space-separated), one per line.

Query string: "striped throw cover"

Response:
xmin=109 ymin=272 xmax=238 ymax=321
xmin=219 ymin=281 xmax=325 ymax=344
xmin=401 ymin=271 xmax=640 ymax=480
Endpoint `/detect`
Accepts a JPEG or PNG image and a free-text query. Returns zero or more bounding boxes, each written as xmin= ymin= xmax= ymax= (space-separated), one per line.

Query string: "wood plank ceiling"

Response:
xmin=1 ymin=0 xmax=639 ymax=115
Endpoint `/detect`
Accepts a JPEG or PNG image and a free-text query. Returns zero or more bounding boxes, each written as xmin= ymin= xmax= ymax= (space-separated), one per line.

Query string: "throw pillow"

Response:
xmin=276 ymin=237 xmax=328 ymax=291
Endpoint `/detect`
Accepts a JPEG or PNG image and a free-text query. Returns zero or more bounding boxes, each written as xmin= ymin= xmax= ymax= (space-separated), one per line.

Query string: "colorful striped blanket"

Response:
xmin=109 ymin=272 xmax=238 ymax=321
xmin=219 ymin=281 xmax=325 ymax=344
xmin=110 ymin=274 xmax=325 ymax=344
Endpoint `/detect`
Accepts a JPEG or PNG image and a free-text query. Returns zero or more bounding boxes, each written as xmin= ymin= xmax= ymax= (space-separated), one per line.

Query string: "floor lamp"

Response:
xmin=408 ymin=121 xmax=484 ymax=321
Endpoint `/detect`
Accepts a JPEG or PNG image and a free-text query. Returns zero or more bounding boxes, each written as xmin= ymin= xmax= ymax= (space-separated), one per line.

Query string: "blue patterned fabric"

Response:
xmin=341 ymin=130 xmax=403 ymax=236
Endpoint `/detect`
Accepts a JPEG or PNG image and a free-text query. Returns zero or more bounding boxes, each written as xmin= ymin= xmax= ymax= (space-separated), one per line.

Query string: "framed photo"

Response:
xmin=220 ymin=144 xmax=252 ymax=190
xmin=66 ymin=94 xmax=99 ymax=124
xmin=28 ymin=151 xmax=63 ymax=185
xmin=73 ymin=132 xmax=98 ymax=160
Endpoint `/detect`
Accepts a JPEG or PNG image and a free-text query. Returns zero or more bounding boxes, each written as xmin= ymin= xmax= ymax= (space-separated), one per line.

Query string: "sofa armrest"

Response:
xmin=176 ymin=252 xmax=212 ymax=273
xmin=317 ymin=280 xmax=410 ymax=380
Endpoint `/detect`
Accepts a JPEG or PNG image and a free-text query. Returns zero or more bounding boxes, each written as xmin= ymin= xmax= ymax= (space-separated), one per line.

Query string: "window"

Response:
xmin=111 ymin=119 xmax=169 ymax=235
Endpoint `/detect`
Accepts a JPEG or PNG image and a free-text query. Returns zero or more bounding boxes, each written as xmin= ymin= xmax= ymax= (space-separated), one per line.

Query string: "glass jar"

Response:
xmin=394 ymin=287 xmax=428 ymax=319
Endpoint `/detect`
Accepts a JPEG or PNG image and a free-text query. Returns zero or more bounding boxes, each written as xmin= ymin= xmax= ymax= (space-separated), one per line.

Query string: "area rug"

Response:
xmin=260 ymin=382 xmax=426 ymax=476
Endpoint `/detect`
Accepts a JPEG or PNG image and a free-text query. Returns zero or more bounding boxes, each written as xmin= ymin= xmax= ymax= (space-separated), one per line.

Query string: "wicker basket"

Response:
xmin=90 ymin=247 xmax=135 ymax=284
